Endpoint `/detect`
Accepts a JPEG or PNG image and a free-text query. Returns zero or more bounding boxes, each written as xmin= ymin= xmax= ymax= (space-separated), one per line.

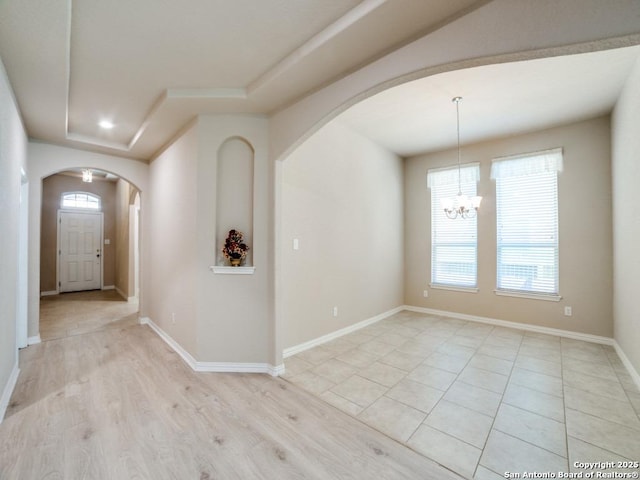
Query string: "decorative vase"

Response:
xmin=230 ymin=258 xmax=242 ymax=267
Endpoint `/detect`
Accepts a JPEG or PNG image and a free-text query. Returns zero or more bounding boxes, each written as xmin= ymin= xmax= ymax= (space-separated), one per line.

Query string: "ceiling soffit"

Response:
xmin=4 ymin=1 xmax=638 ymax=162
xmin=2 ymin=0 xmax=482 ymax=160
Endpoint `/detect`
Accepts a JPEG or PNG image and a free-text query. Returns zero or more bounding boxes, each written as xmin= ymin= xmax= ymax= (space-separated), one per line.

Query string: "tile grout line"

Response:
xmin=560 ymin=337 xmax=570 ymax=473
xmin=288 ymin=314 xmax=639 ymax=479
xmin=326 ymin=316 xmax=483 ymax=476
xmin=471 ymin=327 xmax=525 ymax=479
xmin=289 ymin=315 xmax=478 ymax=477
xmin=403 ymin=320 xmax=480 ymax=449
xmin=566 ymin=343 xmax=640 ymax=448
xmin=608 ymin=343 xmax=640 ymax=418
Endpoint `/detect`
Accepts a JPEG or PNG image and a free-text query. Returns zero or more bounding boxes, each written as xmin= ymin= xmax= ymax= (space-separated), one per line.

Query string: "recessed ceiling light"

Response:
xmin=99 ymin=120 xmax=114 ymax=129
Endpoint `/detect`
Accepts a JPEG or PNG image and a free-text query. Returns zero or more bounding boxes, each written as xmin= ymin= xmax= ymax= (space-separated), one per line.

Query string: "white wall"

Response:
xmin=612 ymin=55 xmax=640 ymax=376
xmin=281 ymin=121 xmax=404 ymax=349
xmin=405 ymin=117 xmax=613 ymax=337
xmin=0 ymin=56 xmax=27 ymax=421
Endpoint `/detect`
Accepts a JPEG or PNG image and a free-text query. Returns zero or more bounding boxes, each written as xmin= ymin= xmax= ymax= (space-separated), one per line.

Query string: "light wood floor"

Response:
xmin=1 ymin=323 xmax=463 ymax=479
xmin=39 ymin=290 xmax=139 ymax=341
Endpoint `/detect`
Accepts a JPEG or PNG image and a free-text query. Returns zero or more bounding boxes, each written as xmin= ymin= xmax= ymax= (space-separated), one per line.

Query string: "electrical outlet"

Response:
xmin=172 ymin=312 xmax=176 ymax=324
xmin=293 ymin=238 xmax=299 ymax=250
xmin=564 ymin=306 xmax=572 ymax=317
xmin=333 ymin=306 xmax=338 ymax=317
xmin=423 ymin=290 xmax=429 ymax=298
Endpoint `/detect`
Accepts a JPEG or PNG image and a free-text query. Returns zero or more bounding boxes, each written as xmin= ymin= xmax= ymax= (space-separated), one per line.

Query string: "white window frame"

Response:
xmin=491 ymin=148 xmax=562 ymax=301
xmin=427 ymin=163 xmax=480 ymax=291
xmin=60 ymin=191 xmax=102 ymax=211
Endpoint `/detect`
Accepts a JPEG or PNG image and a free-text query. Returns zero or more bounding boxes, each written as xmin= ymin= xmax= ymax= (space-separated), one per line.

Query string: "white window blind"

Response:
xmin=491 ymin=149 xmax=562 ymax=295
xmin=428 ymin=163 xmax=479 ymax=288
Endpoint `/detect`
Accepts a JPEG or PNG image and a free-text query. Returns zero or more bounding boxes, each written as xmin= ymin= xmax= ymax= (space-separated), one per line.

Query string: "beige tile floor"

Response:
xmin=40 ymin=289 xmax=139 ymax=341
xmin=283 ymin=310 xmax=640 ymax=479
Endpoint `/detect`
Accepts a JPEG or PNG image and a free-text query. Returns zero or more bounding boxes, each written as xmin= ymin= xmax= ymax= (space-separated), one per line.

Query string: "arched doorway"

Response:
xmin=38 ymin=169 xmax=142 ymax=341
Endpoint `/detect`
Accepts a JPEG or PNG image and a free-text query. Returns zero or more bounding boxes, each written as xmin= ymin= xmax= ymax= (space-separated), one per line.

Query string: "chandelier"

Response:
xmin=82 ymin=169 xmax=93 ymax=183
xmin=441 ymin=96 xmax=482 ymax=219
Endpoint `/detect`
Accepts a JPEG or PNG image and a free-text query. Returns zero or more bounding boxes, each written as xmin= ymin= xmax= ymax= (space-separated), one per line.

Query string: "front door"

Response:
xmin=58 ymin=210 xmax=102 ymax=292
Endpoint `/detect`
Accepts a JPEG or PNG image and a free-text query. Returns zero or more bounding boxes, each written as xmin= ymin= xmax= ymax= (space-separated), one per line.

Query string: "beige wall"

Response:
xmin=215 ymin=138 xmax=254 ymax=266
xmin=115 ymin=178 xmax=136 ymax=298
xmin=147 ymin=124 xmax=199 ymax=357
xmin=0 ymin=55 xmax=27 ymax=419
xmin=146 ymin=115 xmax=273 ymax=365
xmin=281 ymin=121 xmax=404 ymax=349
xmin=612 ymin=56 xmax=640 ymax=374
xmin=405 ymin=116 xmax=613 ymax=337
xmin=40 ymin=174 xmax=117 ymax=292
xmin=195 ymin=115 xmax=272 ymax=364
xmin=8 ymin=1 xmax=637 ymax=381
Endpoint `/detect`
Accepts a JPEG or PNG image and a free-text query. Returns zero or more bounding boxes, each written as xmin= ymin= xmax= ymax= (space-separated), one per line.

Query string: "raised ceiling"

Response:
xmin=1 ymin=1 xmax=639 ymax=162
xmin=337 ymin=45 xmax=640 ymax=157
xmin=0 ymin=0 xmax=484 ymax=160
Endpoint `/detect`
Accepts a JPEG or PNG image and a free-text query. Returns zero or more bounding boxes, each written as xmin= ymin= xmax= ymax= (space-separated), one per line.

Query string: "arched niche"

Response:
xmin=215 ymin=137 xmax=254 ymax=266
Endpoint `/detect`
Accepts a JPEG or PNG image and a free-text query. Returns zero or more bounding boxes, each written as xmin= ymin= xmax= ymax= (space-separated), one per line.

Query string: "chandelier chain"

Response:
xmin=440 ymin=96 xmax=482 ymax=219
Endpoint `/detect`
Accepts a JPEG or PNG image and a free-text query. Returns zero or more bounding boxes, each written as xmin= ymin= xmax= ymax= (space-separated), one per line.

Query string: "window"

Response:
xmin=491 ymin=148 xmax=562 ymax=296
xmin=61 ymin=192 xmax=101 ymax=210
xmin=428 ymin=163 xmax=480 ymax=289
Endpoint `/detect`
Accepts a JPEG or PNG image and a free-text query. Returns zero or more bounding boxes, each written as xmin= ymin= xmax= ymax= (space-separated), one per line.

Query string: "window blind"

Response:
xmin=492 ymin=149 xmax=562 ymax=295
xmin=428 ymin=164 xmax=479 ymax=288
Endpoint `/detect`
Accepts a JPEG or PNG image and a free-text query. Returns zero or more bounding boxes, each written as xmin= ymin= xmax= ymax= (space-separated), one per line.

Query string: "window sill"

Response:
xmin=430 ymin=284 xmax=479 ymax=294
xmin=494 ymin=289 xmax=561 ymax=302
xmin=209 ymin=266 xmax=255 ymax=275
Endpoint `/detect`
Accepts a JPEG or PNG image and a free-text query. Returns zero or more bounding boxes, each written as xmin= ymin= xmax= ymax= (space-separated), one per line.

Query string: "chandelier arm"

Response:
xmin=444 ymin=208 xmax=458 ymax=219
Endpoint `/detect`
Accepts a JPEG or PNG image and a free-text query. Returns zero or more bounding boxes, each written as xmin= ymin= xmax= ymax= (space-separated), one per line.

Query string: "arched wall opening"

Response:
xmin=26 ymin=142 xmax=149 ymax=343
xmin=273 ymin=38 xmax=640 ymax=365
xmin=38 ymin=168 xmax=142 ymax=340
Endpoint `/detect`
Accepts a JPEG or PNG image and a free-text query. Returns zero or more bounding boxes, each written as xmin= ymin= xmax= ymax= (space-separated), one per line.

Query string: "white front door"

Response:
xmin=58 ymin=211 xmax=102 ymax=292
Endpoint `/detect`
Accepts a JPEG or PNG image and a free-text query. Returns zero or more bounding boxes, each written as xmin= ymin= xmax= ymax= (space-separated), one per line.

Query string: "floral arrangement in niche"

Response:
xmin=221 ymin=229 xmax=249 ymax=266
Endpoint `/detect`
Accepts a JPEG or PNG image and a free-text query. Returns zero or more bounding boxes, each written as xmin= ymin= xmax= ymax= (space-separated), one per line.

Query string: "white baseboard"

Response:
xmin=282 ymin=305 xmax=405 ymax=359
xmin=114 ymin=286 xmax=138 ymax=304
xmin=0 ymin=363 xmax=20 ymax=424
xmin=102 ymin=285 xmax=115 ymax=291
xmin=404 ymin=305 xmax=614 ymax=345
xmin=613 ymin=341 xmax=640 ymax=392
xmin=114 ymin=286 xmax=126 ymax=300
xmin=40 ymin=290 xmax=58 ymax=297
xmin=405 ymin=305 xmax=640 ymax=391
xmin=27 ymin=335 xmax=41 ymax=345
xmin=140 ymin=317 xmax=283 ymax=376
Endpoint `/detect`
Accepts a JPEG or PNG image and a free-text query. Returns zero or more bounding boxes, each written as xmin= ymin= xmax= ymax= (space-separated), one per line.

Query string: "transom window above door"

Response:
xmin=61 ymin=192 xmax=101 ymax=210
